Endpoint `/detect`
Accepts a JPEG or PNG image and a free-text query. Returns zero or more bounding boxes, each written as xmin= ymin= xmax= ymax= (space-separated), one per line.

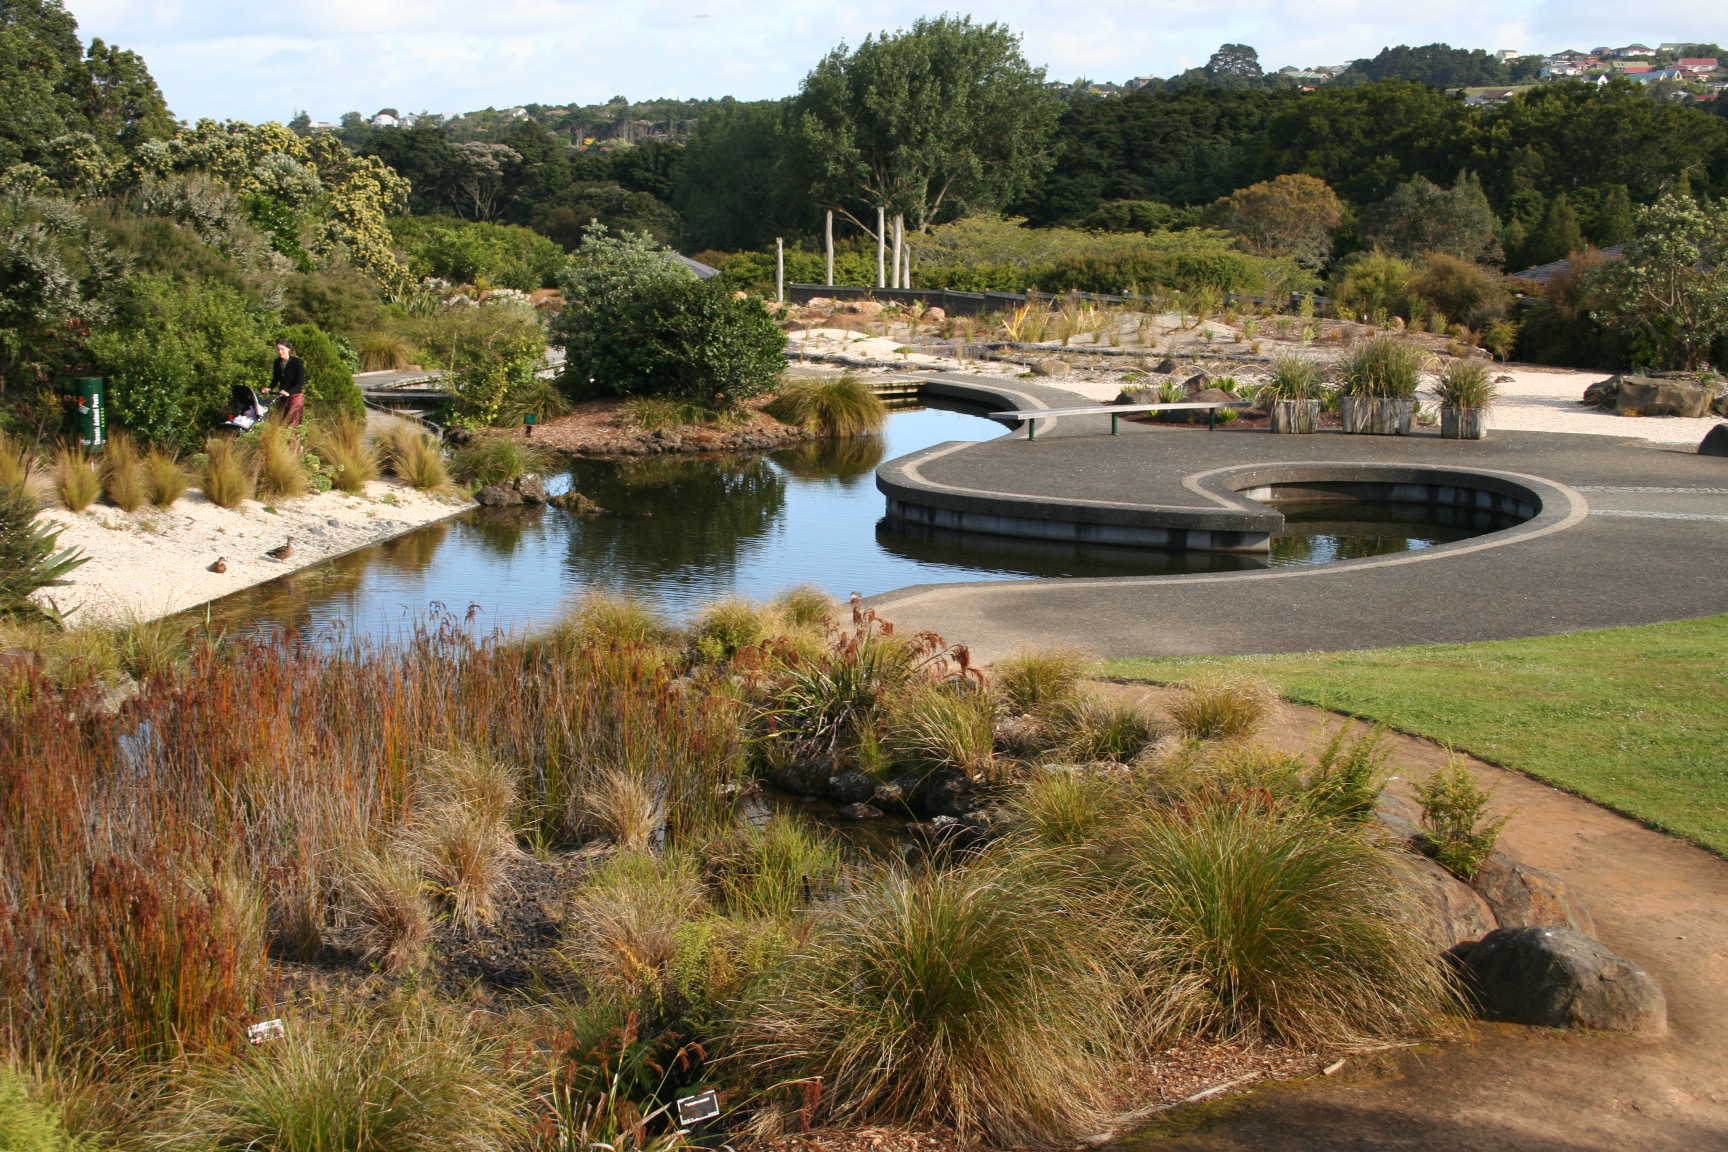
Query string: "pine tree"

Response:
xmin=1525 ymin=192 xmax=1584 ymax=267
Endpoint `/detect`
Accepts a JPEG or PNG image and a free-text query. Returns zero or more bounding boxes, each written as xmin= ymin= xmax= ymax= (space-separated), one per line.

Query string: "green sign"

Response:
xmin=73 ymin=377 xmax=105 ymax=450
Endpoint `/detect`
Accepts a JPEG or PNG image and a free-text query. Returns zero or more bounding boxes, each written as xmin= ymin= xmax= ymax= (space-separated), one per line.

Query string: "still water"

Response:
xmin=190 ymin=404 xmax=1502 ymax=641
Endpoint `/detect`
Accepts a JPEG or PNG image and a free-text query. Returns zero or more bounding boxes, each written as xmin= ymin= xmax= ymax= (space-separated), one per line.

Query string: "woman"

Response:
xmin=271 ymin=339 xmax=306 ymax=426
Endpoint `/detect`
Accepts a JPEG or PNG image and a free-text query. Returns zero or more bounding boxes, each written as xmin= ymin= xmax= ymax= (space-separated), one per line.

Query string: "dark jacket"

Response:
xmin=272 ymin=355 xmax=306 ymax=396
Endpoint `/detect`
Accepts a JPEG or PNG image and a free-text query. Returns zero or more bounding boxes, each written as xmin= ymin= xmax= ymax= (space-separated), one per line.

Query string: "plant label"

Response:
xmin=676 ymin=1089 xmax=721 ymax=1126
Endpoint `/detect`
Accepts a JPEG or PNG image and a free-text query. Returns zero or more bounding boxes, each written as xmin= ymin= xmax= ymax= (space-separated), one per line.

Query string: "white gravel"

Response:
xmin=35 ymin=479 xmax=472 ymax=624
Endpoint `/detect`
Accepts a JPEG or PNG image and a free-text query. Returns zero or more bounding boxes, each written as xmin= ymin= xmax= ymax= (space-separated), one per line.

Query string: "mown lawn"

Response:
xmin=1105 ymin=614 xmax=1728 ymax=856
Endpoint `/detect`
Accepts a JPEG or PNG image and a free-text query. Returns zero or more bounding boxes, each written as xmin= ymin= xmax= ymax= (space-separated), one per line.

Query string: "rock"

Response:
xmin=1700 ymin=424 xmax=1728 ymax=457
xmin=847 ymin=300 xmax=885 ymax=316
xmin=1399 ymin=853 xmax=1500 ymax=955
xmin=548 ymin=491 xmax=602 ymax=513
xmin=474 ymin=483 xmax=524 ymax=506
xmin=1470 ymin=852 xmax=1596 ymax=937
xmin=514 ymin=475 xmax=547 ymax=504
xmin=1714 ymin=394 xmax=1728 ymax=418
xmin=1463 ymin=926 xmax=1666 ymax=1034
xmin=871 ymin=781 xmax=906 ymax=807
xmin=1373 ymin=793 xmax=1426 ymax=851
xmin=924 ymin=306 xmax=946 ymax=321
xmin=1152 ymin=358 xmax=1178 ymax=374
xmin=1581 ymin=375 xmax=1623 ymax=406
xmin=832 ymin=802 xmax=884 ymax=821
xmin=1165 ymin=386 xmax=1237 ymax=423
xmin=827 ymin=770 xmax=878 ymax=805
xmin=1114 ymin=387 xmax=1158 ymax=405
xmin=807 ymin=297 xmax=833 ymax=308
xmin=1181 ymin=372 xmax=1212 ymax=394
xmin=1031 ymin=359 xmax=1072 ymax=377
xmin=1615 ymin=379 xmax=1713 ymax=418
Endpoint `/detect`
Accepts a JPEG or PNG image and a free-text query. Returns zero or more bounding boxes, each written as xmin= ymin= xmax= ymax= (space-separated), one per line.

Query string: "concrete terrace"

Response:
xmin=865 ymin=372 xmax=1728 ymax=660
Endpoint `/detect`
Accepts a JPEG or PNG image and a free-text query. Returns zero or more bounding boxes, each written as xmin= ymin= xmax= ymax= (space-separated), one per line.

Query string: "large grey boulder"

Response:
xmin=474 ymin=483 xmax=523 ymax=506
xmin=1470 ymin=852 xmax=1595 ymax=937
xmin=1616 ymin=379 xmax=1713 ymax=419
xmin=1581 ymin=375 xmax=1623 ymax=406
xmin=1463 ymin=926 xmax=1666 ymax=1034
xmin=1398 ymin=853 xmax=1499 ymax=956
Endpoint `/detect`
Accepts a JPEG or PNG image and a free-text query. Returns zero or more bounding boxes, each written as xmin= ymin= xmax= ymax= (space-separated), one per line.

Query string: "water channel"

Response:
xmin=190 ymin=403 xmax=1513 ymax=641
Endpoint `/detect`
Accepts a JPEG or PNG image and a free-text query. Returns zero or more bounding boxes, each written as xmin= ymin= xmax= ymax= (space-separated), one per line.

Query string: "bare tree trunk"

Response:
xmin=891 ymin=214 xmax=904 ymax=290
xmin=825 ymin=210 xmax=834 ymax=287
xmin=776 ymin=237 xmax=785 ymax=304
xmin=876 ymin=207 xmax=886 ymax=289
xmin=903 ymin=240 xmax=913 ymax=291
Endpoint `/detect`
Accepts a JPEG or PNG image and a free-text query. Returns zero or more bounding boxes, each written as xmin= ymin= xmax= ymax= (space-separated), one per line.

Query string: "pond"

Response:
xmin=189 ymin=404 xmax=1511 ymax=641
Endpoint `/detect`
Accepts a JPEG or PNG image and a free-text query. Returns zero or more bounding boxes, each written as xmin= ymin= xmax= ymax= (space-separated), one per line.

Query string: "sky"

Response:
xmin=63 ymin=0 xmax=1728 ymax=124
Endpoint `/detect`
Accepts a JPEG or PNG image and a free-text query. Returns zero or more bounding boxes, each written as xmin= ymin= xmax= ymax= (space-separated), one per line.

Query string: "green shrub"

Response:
xmin=1334 ymin=252 xmax=1415 ymax=320
xmin=729 ymin=856 xmax=1134 ymax=1145
xmin=280 ymin=324 xmax=365 ymax=422
xmin=1118 ymin=800 xmax=1452 ymax=1045
xmin=561 ymin=276 xmax=787 ymax=410
xmin=1303 ymin=724 xmax=1392 ymax=823
xmin=0 ymin=483 xmax=87 ymax=620
xmin=762 ymin=376 xmax=886 ymax=437
xmin=1416 ymin=759 xmax=1510 ymax=878
xmin=0 ymin=1066 xmax=87 ymax=1152
xmin=1409 ymin=253 xmax=1508 ymax=326
xmin=418 ymin=303 xmax=549 ymax=429
xmin=1045 ymin=245 xmax=1267 ymax=296
xmin=389 ymin=215 xmax=566 ymax=290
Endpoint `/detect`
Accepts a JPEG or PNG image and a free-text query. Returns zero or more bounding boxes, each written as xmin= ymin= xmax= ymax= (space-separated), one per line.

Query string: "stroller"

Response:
xmin=219 ymin=384 xmax=272 ymax=431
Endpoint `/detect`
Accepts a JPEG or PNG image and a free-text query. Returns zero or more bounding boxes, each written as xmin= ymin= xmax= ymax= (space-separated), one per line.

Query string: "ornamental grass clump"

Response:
xmin=1338 ymin=334 xmax=1425 ymax=398
xmin=99 ymin=433 xmax=147 ymax=513
xmin=255 ymin=422 xmax=310 ymax=500
xmin=764 ymin=375 xmax=887 ymax=437
xmin=1430 ymin=359 xmax=1498 ymax=410
xmin=1044 ymin=694 xmax=1160 ymax=763
xmin=1116 ymin=799 xmax=1453 ymax=1046
xmin=314 ymin=414 xmax=381 ymax=494
xmin=568 ymin=849 xmax=706 ymax=1005
xmin=339 ymin=847 xmax=432 ymax=976
xmin=0 ymin=431 xmax=30 ymax=488
xmin=200 ymin=438 xmax=253 ymax=509
xmin=728 ymin=854 xmax=1138 ymax=1147
xmin=143 ymin=446 xmax=189 ymax=508
xmin=380 ymin=424 xmax=450 ymax=492
xmin=1261 ymin=355 xmax=1328 ymax=401
xmin=1167 ymin=674 xmax=1276 ymax=742
xmin=886 ymin=682 xmax=998 ymax=781
xmin=52 ymin=447 xmax=100 ymax=513
xmin=450 ymin=433 xmax=551 ymax=487
xmin=992 ymin=645 xmax=1089 ymax=715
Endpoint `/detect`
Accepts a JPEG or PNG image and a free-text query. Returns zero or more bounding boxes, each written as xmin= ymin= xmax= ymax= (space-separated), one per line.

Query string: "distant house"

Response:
xmin=1631 ymin=68 xmax=1687 ymax=84
xmin=1496 ymin=49 xmax=1522 ymax=61
xmin=1611 ymin=44 xmax=1655 ymax=58
xmin=370 ymin=113 xmax=399 ymax=128
xmin=1679 ymin=58 xmax=1720 ymax=74
xmin=1124 ymin=76 xmax=1159 ymax=91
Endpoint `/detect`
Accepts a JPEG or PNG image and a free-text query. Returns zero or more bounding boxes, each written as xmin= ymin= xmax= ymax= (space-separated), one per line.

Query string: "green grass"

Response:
xmin=1105 ymin=614 xmax=1728 ymax=855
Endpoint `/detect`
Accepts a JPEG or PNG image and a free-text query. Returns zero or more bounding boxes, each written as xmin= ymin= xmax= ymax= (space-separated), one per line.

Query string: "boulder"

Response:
xmin=1714 ymin=394 xmax=1728 ymax=418
xmin=1165 ymin=387 xmax=1237 ymax=423
xmin=474 ymin=483 xmax=524 ymax=506
xmin=1152 ymin=358 xmax=1178 ymax=374
xmin=827 ymin=770 xmax=878 ymax=805
xmin=1398 ymin=853 xmax=1500 ymax=955
xmin=1581 ymin=375 xmax=1622 ymax=406
xmin=515 ymin=474 xmax=547 ymax=504
xmin=807 ymin=297 xmax=833 ymax=308
xmin=871 ymin=781 xmax=906 ymax=807
xmin=1463 ymin=926 xmax=1666 ymax=1034
xmin=832 ymin=802 xmax=884 ymax=821
xmin=1373 ymin=793 xmax=1426 ymax=851
xmin=1031 ymin=359 xmax=1072 ymax=377
xmin=1701 ymin=424 xmax=1728 ymax=457
xmin=1114 ymin=387 xmax=1159 ymax=405
xmin=1615 ymin=379 xmax=1713 ymax=419
xmin=924 ymin=306 xmax=946 ymax=321
xmin=1180 ymin=372 xmax=1212 ymax=394
xmin=847 ymin=300 xmax=885 ymax=316
xmin=548 ymin=490 xmax=602 ymax=514
xmin=1470 ymin=852 xmax=1596 ymax=937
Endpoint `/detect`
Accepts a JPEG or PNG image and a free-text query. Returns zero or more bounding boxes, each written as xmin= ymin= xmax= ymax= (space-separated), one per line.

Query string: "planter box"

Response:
xmin=1341 ymin=396 xmax=1415 ymax=436
xmin=1269 ymin=398 xmax=1321 ymax=434
xmin=1441 ymin=405 xmax=1488 ymax=440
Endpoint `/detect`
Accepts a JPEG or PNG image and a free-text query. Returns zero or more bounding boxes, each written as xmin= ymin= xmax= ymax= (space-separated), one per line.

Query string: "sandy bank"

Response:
xmin=35 ymin=479 xmax=473 ymax=624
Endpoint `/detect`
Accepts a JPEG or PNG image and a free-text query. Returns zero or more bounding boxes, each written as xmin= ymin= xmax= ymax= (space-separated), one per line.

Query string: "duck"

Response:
xmin=207 ymin=557 xmax=227 ymax=573
xmin=265 ymin=540 xmax=294 ymax=561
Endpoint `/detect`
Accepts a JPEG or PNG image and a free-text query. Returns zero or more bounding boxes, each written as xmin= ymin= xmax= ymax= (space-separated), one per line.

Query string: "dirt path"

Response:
xmin=1103 ymin=684 xmax=1728 ymax=1151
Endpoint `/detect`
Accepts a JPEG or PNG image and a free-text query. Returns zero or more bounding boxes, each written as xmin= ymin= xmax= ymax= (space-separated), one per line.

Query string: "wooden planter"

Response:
xmin=1441 ymin=405 xmax=1488 ymax=440
xmin=1269 ymin=398 xmax=1321 ymax=434
xmin=1341 ymin=396 xmax=1415 ymax=436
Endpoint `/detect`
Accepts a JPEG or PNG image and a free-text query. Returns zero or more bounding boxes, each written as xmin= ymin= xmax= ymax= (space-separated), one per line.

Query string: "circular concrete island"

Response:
xmin=867 ymin=394 xmax=1728 ymax=659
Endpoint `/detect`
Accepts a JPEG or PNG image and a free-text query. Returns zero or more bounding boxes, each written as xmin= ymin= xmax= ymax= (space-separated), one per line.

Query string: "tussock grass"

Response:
xmin=1044 ymin=693 xmax=1159 ymax=763
xmin=255 ymin=422 xmax=310 ymax=499
xmin=692 ymin=597 xmax=777 ymax=661
xmin=764 ymin=376 xmax=887 ymax=438
xmin=340 ymin=848 xmax=431 ymax=976
xmin=51 ymin=446 xmax=100 ymax=513
xmin=580 ymin=769 xmax=665 ymax=851
xmin=1431 ymin=358 xmax=1497 ymax=409
xmin=143 ymin=446 xmax=189 ymax=508
xmin=1339 ymin=335 xmax=1426 ymax=399
xmin=199 ymin=438 xmax=253 ymax=509
xmin=1008 ymin=767 xmax=1123 ymax=849
xmin=729 ymin=853 xmax=1142 ymax=1146
xmin=358 ymin=332 xmax=419 ymax=372
xmin=100 ymin=432 xmax=147 ymax=513
xmin=549 ymin=591 xmax=675 ymax=649
xmin=1116 ymin=799 xmax=1453 ymax=1046
xmin=0 ymin=431 xmax=31 ymax=488
xmin=175 ymin=1010 xmax=516 ymax=1152
xmin=1168 ymin=673 xmax=1276 ymax=742
xmin=1261 ymin=355 xmax=1328 ymax=401
xmin=992 ymin=645 xmax=1090 ymax=715
xmin=772 ymin=584 xmax=834 ymax=629
xmin=450 ymin=433 xmax=551 ymax=487
xmin=115 ymin=616 xmax=189 ymax=680
xmin=314 ymin=414 xmax=381 ymax=494
xmin=887 ymin=682 xmax=997 ymax=780
xmin=568 ymin=850 xmax=705 ymax=1004
xmin=710 ymin=815 xmax=841 ymax=920
xmin=379 ymin=423 xmax=450 ymax=491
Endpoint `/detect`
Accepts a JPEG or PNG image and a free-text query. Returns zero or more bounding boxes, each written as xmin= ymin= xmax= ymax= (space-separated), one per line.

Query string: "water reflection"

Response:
xmin=771 ymin=436 xmax=887 ymax=483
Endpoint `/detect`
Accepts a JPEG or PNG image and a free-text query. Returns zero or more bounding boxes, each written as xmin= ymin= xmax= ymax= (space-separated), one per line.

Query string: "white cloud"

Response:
xmin=63 ymin=0 xmax=1727 ymax=123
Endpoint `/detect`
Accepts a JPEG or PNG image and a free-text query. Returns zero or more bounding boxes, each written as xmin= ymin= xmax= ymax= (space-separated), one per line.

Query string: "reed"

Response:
xmin=143 ymin=445 xmax=189 ymax=507
xmin=100 ymin=432 xmax=147 ymax=512
xmin=51 ymin=446 xmax=100 ymax=512
xmin=199 ymin=438 xmax=253 ymax=508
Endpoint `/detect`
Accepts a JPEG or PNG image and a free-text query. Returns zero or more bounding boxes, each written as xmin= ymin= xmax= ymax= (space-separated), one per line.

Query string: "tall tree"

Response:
xmin=1524 ymin=192 xmax=1584 ymax=266
xmin=1360 ymin=172 xmax=1502 ymax=265
xmin=1208 ymin=173 xmax=1342 ymax=266
xmin=72 ymin=38 xmax=173 ymax=154
xmin=1203 ymin=43 xmax=1263 ymax=87
xmin=1592 ymin=184 xmax=1635 ymax=247
xmin=793 ymin=16 xmax=1061 ymax=234
xmin=0 ymin=0 xmax=85 ymax=167
xmin=1590 ymin=194 xmax=1728 ymax=369
xmin=675 ymin=98 xmax=803 ymax=251
xmin=1341 ymin=44 xmax=1511 ymax=88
